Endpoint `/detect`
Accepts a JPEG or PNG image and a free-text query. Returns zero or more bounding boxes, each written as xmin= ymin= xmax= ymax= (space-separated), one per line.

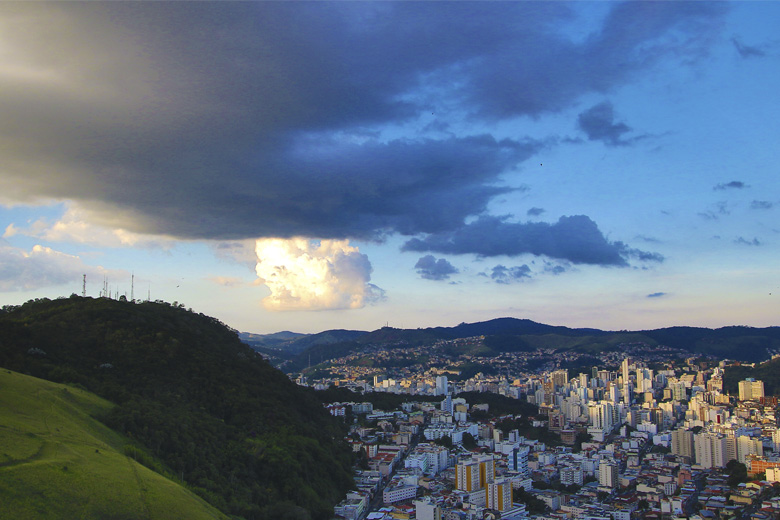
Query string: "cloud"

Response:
xmin=254 ymin=238 xmax=383 ymax=311
xmin=0 ymin=2 xmax=728 ymax=243
xmin=734 ymin=237 xmax=761 ymax=246
xmin=577 ymin=101 xmax=635 ymax=146
xmin=751 ymin=200 xmax=773 ymax=210
xmin=402 ymin=215 xmax=662 ymax=266
xmin=714 ymin=181 xmax=748 ymax=190
xmin=7 ymin=205 xmax=174 ymax=249
xmin=0 ymin=239 xmax=122 ymax=291
xmin=647 ymin=292 xmax=667 ymax=298
xmin=732 ymin=38 xmax=766 ymax=59
xmin=490 ymin=264 xmax=532 ymax=284
xmin=211 ymin=240 xmax=260 ymax=269
xmin=414 ymin=255 xmax=459 ymax=281
xmin=207 ymin=276 xmax=249 ymax=288
xmin=542 ymin=261 xmax=570 ymax=276
xmin=527 ymin=207 xmax=546 ymax=217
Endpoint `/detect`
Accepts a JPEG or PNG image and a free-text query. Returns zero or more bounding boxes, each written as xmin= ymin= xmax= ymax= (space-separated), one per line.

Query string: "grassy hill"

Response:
xmin=0 ymin=296 xmax=353 ymax=520
xmin=0 ymin=369 xmax=226 ymax=520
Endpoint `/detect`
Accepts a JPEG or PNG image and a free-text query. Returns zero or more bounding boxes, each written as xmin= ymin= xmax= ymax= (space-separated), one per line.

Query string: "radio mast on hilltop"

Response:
xmin=82 ymin=274 xmax=86 ymax=297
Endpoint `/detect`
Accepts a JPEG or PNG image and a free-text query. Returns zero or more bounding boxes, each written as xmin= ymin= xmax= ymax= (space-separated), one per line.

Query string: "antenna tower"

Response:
xmin=82 ymin=274 xmax=86 ymax=297
xmin=131 ymin=273 xmax=134 ymax=302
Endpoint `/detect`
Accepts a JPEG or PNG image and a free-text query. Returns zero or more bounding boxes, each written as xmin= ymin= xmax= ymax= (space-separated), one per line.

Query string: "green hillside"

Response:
xmin=0 ymin=369 xmax=226 ymax=520
xmin=0 ymin=296 xmax=353 ymax=520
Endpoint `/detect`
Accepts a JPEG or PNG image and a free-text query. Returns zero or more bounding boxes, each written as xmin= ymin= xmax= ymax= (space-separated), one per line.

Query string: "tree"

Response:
xmin=462 ymin=433 xmax=477 ymax=451
xmin=433 ymin=435 xmax=453 ymax=449
xmin=726 ymin=459 xmax=748 ymax=487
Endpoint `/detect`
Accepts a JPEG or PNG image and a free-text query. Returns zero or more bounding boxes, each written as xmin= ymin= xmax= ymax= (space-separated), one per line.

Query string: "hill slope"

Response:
xmin=0 ymin=296 xmax=353 ymax=520
xmin=0 ymin=369 xmax=226 ymax=520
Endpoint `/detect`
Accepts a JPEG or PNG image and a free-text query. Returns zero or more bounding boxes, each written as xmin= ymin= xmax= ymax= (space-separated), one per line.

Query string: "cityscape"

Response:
xmin=2 ymin=2 xmax=780 ymax=520
xmin=300 ymin=340 xmax=780 ymax=520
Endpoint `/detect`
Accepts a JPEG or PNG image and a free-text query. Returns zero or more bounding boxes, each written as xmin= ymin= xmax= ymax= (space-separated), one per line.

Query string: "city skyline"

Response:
xmin=1 ymin=2 xmax=779 ymax=334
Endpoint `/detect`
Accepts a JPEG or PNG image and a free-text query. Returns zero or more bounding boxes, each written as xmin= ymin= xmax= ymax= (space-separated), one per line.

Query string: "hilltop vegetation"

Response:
xmin=723 ymin=356 xmax=780 ymax=396
xmin=281 ymin=318 xmax=780 ymax=375
xmin=0 ymin=296 xmax=353 ymax=520
xmin=0 ymin=369 xmax=227 ymax=520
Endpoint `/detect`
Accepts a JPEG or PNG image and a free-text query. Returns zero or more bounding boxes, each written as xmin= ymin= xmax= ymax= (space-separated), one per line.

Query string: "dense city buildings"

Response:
xmin=303 ymin=338 xmax=780 ymax=520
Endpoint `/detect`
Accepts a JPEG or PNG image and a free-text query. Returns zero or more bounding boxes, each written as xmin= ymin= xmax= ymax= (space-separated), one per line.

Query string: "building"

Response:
xmin=599 ymin=459 xmax=619 ymax=489
xmin=414 ymin=498 xmax=442 ymax=520
xmin=383 ymin=482 xmax=417 ymax=504
xmin=435 ymin=375 xmax=448 ymax=396
xmin=455 ymin=454 xmax=495 ymax=492
xmin=671 ymin=428 xmax=695 ymax=460
xmin=738 ymin=379 xmax=765 ymax=401
xmin=487 ymin=477 xmax=514 ymax=512
xmin=561 ymin=464 xmax=584 ymax=486
xmin=694 ymin=432 xmax=728 ymax=469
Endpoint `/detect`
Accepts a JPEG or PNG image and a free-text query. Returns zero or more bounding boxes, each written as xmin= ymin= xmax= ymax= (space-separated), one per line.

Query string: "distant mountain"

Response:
xmin=239 ymin=330 xmax=308 ymax=349
xmin=240 ymin=329 xmax=366 ymax=355
xmin=0 ymin=297 xmax=353 ymax=520
xmin=281 ymin=318 xmax=780 ymax=372
xmin=284 ymin=329 xmax=367 ymax=353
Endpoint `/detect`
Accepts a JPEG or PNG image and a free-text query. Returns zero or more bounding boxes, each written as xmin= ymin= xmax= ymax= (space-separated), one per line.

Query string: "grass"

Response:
xmin=0 ymin=368 xmax=228 ymax=520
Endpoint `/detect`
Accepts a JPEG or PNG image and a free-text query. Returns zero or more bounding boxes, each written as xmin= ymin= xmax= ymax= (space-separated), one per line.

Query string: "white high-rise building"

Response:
xmin=508 ymin=446 xmax=530 ymax=476
xmin=599 ymin=459 xmax=619 ymax=489
xmin=737 ymin=435 xmax=763 ymax=464
xmin=621 ymin=357 xmax=632 ymax=404
xmin=435 ymin=375 xmax=448 ymax=396
xmin=694 ymin=432 xmax=728 ymax=468
xmin=589 ymin=401 xmax=614 ymax=430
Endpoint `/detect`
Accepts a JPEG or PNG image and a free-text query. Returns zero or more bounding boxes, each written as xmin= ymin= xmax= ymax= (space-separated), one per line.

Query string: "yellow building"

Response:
xmin=487 ymin=477 xmax=513 ymax=512
xmin=455 ymin=454 xmax=495 ymax=492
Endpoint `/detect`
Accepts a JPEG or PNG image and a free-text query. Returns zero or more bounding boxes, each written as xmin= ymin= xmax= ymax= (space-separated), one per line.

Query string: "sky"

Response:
xmin=1 ymin=2 xmax=779 ymax=334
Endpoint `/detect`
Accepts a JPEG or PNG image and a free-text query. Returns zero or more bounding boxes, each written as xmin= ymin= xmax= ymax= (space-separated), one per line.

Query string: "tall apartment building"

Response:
xmin=737 ymin=435 xmax=763 ymax=464
xmin=694 ymin=432 xmax=728 ymax=468
xmin=551 ymin=369 xmax=569 ymax=390
xmin=599 ymin=459 xmax=619 ymax=489
xmin=671 ymin=428 xmax=695 ymax=460
xmin=487 ymin=477 xmax=513 ymax=512
xmin=508 ymin=445 xmax=530 ymax=476
xmin=455 ymin=454 xmax=495 ymax=492
xmin=435 ymin=375 xmax=448 ymax=396
xmin=738 ymin=378 xmax=764 ymax=401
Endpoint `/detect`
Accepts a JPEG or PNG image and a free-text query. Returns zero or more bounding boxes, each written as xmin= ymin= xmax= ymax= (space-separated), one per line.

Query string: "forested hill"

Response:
xmin=0 ymin=296 xmax=353 ymax=520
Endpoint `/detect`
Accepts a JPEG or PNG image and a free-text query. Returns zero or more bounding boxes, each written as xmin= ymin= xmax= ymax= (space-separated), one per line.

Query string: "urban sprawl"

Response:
xmin=292 ymin=336 xmax=780 ymax=520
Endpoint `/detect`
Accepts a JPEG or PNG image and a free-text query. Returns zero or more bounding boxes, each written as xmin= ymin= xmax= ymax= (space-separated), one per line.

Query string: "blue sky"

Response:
xmin=1 ymin=2 xmax=778 ymax=334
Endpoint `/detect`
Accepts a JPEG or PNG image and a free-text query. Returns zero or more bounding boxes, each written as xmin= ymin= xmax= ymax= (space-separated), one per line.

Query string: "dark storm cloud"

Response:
xmin=414 ymin=255 xmax=459 ymax=281
xmin=751 ymin=200 xmax=774 ymax=210
xmin=402 ymin=215 xmax=662 ymax=266
xmin=714 ymin=181 xmax=748 ymax=190
xmin=0 ymin=2 xmax=728 ymax=241
xmin=577 ymin=102 xmax=633 ymax=146
xmin=527 ymin=207 xmax=546 ymax=217
xmin=490 ymin=265 xmax=532 ymax=284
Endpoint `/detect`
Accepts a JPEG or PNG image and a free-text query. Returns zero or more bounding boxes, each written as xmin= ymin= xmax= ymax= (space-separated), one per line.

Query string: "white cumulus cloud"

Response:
xmin=0 ymin=239 xmax=124 ymax=291
xmin=255 ymin=238 xmax=382 ymax=311
xmin=9 ymin=204 xmax=175 ymax=249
